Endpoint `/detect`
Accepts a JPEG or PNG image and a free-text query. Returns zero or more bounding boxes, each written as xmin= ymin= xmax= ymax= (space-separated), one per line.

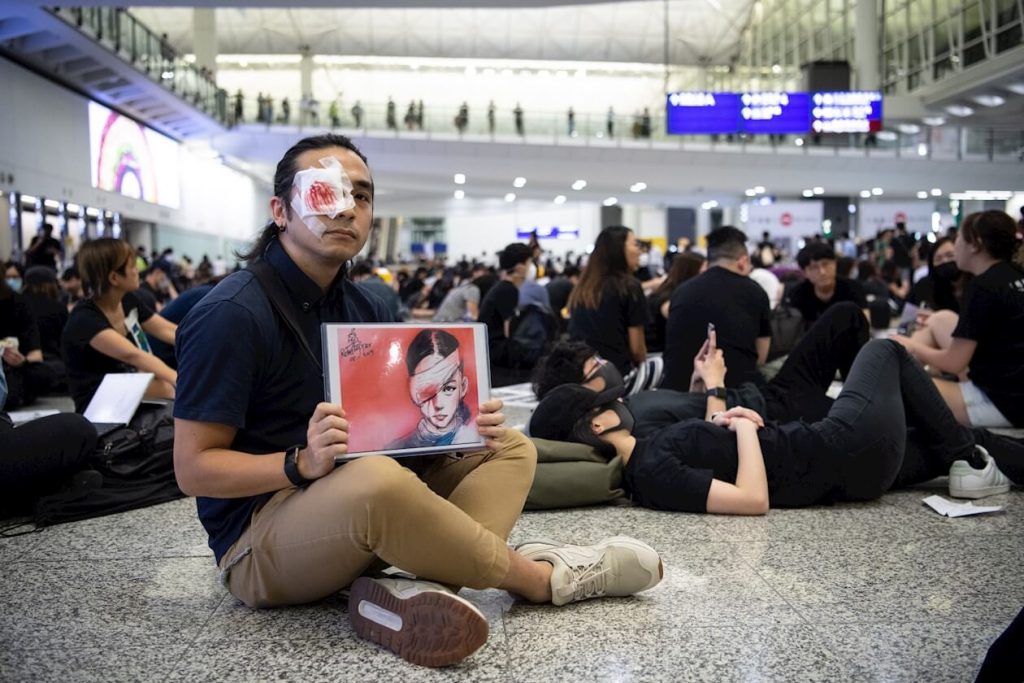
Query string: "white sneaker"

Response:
xmin=949 ymin=446 xmax=1011 ymax=499
xmin=515 ymin=536 xmax=664 ymax=606
xmin=348 ymin=576 xmax=488 ymax=667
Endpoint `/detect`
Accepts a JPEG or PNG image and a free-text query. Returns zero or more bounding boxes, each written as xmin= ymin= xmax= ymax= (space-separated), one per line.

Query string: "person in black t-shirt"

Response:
xmin=663 ymin=227 xmax=770 ymax=390
xmin=545 ymin=264 xmax=579 ymax=333
xmin=478 ymin=242 xmax=533 ymax=383
xmin=789 ymin=242 xmax=868 ymax=326
xmin=907 ymin=237 xmax=964 ymax=314
xmin=646 ymin=252 xmax=705 ymax=353
xmin=24 ymin=224 xmax=64 ymax=269
xmin=892 ymin=210 xmax=1024 ymax=428
xmin=531 ymin=338 xmax=1020 ymax=515
xmin=136 ymin=261 xmax=177 ymax=313
xmin=568 ymin=225 xmax=647 ymax=375
xmin=61 ymin=238 xmax=178 ymax=413
xmin=0 ymin=274 xmax=56 ymax=409
xmin=22 ymin=266 xmax=68 ymax=362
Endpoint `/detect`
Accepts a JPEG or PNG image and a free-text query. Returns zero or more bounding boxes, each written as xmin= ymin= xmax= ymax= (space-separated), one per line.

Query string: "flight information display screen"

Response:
xmin=665 ymin=90 xmax=882 ymax=135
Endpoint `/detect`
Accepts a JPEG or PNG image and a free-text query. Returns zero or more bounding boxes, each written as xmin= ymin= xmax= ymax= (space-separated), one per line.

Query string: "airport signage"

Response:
xmin=746 ymin=201 xmax=824 ymax=236
xmin=517 ymin=226 xmax=581 ymax=240
xmin=666 ymin=91 xmax=882 ymax=135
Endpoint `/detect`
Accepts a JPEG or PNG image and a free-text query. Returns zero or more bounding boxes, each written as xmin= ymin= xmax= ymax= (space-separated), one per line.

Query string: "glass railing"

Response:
xmin=229 ymin=97 xmax=1024 ymax=162
xmin=50 ymin=7 xmax=229 ymax=125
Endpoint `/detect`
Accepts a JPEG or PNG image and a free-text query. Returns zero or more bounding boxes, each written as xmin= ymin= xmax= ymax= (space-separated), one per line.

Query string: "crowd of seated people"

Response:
xmin=2 ymin=137 xmax=1021 ymax=674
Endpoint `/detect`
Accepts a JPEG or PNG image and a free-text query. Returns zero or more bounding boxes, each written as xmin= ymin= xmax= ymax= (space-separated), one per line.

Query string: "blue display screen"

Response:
xmin=516 ymin=226 xmax=581 ymax=240
xmin=666 ymin=91 xmax=882 ymax=135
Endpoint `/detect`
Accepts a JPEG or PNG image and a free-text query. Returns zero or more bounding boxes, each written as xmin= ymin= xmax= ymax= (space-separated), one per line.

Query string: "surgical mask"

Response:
xmin=584 ymin=360 xmax=626 ymax=404
xmin=597 ymin=400 xmax=635 ymax=435
xmin=526 ymin=261 xmax=538 ymax=281
xmin=932 ymin=261 xmax=960 ymax=282
xmin=638 ymin=253 xmax=650 ymax=267
xmin=5 ymin=277 xmax=21 ymax=292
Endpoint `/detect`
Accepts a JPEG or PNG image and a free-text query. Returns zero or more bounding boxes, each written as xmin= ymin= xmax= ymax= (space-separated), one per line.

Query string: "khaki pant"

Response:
xmin=219 ymin=429 xmax=537 ymax=607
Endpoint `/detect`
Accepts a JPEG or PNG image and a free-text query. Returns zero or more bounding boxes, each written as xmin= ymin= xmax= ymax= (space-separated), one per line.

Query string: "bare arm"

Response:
xmin=89 ymin=328 xmax=177 ymax=386
xmin=705 ymin=416 xmax=769 ymax=515
xmin=174 ymin=403 xmax=348 ymax=497
xmin=466 ymin=300 xmax=479 ymax=320
xmin=755 ymin=336 xmax=771 ymax=366
xmin=693 ymin=333 xmax=728 ymax=419
xmin=141 ymin=314 xmax=177 ymax=345
xmin=893 ymin=334 xmax=976 ymax=375
xmin=628 ymin=326 xmax=647 ymax=365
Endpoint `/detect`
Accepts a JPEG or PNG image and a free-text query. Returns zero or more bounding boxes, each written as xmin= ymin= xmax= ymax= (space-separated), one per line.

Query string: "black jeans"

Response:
xmin=0 ymin=413 xmax=97 ymax=515
xmin=762 ymin=302 xmax=870 ymax=423
xmin=810 ymin=339 xmax=975 ymax=501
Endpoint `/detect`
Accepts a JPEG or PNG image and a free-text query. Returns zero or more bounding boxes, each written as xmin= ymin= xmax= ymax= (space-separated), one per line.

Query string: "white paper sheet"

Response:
xmin=9 ymin=409 xmax=60 ymax=425
xmin=83 ymin=373 xmax=153 ymax=425
xmin=922 ymin=495 xmax=1003 ymax=518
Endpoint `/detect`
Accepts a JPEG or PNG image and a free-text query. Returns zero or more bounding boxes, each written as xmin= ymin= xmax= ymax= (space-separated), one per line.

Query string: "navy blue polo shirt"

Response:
xmin=174 ymin=239 xmax=393 ymax=563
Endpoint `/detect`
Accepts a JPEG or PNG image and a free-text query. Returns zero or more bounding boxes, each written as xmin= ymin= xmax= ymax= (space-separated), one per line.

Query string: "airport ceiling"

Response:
xmin=127 ymin=1 xmax=755 ymax=66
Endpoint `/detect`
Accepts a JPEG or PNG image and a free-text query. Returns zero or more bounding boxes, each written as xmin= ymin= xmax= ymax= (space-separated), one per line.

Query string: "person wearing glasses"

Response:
xmin=61 ymin=238 xmax=178 ymax=413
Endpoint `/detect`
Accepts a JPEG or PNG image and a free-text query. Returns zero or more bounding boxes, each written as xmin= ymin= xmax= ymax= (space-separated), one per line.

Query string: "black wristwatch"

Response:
xmin=284 ymin=445 xmax=311 ymax=487
xmin=706 ymin=387 xmax=727 ymax=400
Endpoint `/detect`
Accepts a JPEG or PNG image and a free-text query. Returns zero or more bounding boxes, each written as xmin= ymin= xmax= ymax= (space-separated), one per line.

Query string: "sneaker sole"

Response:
xmin=347 ymin=577 xmax=489 ymax=667
xmin=949 ymin=482 xmax=1010 ymax=499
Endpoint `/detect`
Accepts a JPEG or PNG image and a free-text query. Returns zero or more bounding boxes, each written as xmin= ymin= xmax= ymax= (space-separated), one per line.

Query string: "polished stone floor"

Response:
xmin=1 ymin=473 xmax=1020 ymax=682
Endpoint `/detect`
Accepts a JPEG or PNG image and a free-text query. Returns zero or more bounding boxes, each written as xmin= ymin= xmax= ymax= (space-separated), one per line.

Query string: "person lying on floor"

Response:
xmin=533 ymin=301 xmax=870 ymax=436
xmin=529 ymin=339 xmax=1021 ymax=515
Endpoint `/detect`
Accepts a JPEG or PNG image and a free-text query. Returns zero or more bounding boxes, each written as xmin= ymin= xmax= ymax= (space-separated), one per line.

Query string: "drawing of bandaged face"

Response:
xmin=290 ymin=156 xmax=356 ymax=238
xmin=409 ymin=348 xmax=469 ymax=430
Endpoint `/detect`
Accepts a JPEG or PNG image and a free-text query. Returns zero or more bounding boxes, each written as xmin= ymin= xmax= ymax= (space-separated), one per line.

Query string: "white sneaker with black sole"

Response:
xmin=514 ymin=536 xmax=663 ymax=606
xmin=949 ymin=445 xmax=1011 ymax=499
xmin=348 ymin=576 xmax=489 ymax=667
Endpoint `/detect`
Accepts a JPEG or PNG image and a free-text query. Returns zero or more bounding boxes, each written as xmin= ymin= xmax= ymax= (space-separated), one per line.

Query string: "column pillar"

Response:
xmin=300 ymin=49 xmax=314 ymax=126
xmin=192 ymin=9 xmax=218 ymax=77
xmin=854 ymin=0 xmax=881 ymax=90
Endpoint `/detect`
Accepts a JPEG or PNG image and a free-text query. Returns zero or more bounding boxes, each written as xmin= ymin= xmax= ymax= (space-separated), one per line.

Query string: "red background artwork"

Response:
xmin=332 ymin=325 xmax=481 ymax=453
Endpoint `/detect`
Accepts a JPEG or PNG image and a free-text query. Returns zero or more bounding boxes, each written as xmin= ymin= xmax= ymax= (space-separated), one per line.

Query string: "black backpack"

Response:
xmin=507 ymin=304 xmax=557 ymax=368
xmin=26 ymin=403 xmax=182 ymax=529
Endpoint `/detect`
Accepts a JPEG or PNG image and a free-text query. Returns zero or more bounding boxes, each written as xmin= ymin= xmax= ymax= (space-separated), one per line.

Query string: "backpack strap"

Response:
xmin=248 ymin=260 xmax=323 ymax=374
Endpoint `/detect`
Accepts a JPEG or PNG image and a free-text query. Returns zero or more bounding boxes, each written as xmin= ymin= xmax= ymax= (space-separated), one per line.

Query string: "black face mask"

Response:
xmin=585 ymin=362 xmax=626 ymax=404
xmin=596 ymin=400 xmax=635 ymax=436
xmin=932 ymin=261 xmax=960 ymax=282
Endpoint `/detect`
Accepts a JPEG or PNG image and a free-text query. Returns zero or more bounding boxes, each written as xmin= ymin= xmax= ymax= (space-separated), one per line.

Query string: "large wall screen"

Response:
xmin=88 ymin=102 xmax=181 ymax=208
xmin=665 ymin=91 xmax=882 ymax=136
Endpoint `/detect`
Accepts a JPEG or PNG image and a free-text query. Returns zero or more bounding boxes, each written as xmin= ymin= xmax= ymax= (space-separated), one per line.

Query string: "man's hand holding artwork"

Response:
xmin=476 ymin=398 xmax=506 ymax=451
xmin=301 ymin=402 xmax=350 ymax=479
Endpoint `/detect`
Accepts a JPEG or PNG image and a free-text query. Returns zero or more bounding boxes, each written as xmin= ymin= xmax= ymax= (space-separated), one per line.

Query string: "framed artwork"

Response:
xmin=322 ymin=323 xmax=491 ymax=459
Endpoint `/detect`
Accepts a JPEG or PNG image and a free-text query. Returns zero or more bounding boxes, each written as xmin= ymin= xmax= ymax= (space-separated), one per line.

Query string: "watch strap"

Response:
xmin=706 ymin=387 xmax=727 ymax=400
xmin=284 ymin=445 xmax=309 ymax=487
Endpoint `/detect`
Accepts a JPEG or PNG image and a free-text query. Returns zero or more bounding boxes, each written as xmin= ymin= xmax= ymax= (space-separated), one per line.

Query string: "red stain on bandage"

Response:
xmin=305 ymin=181 xmax=338 ymax=214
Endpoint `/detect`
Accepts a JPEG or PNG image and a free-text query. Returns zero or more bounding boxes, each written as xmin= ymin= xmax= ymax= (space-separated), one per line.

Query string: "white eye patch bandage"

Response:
xmin=410 ymin=350 xmax=463 ymax=406
xmin=290 ymin=156 xmax=356 ymax=238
